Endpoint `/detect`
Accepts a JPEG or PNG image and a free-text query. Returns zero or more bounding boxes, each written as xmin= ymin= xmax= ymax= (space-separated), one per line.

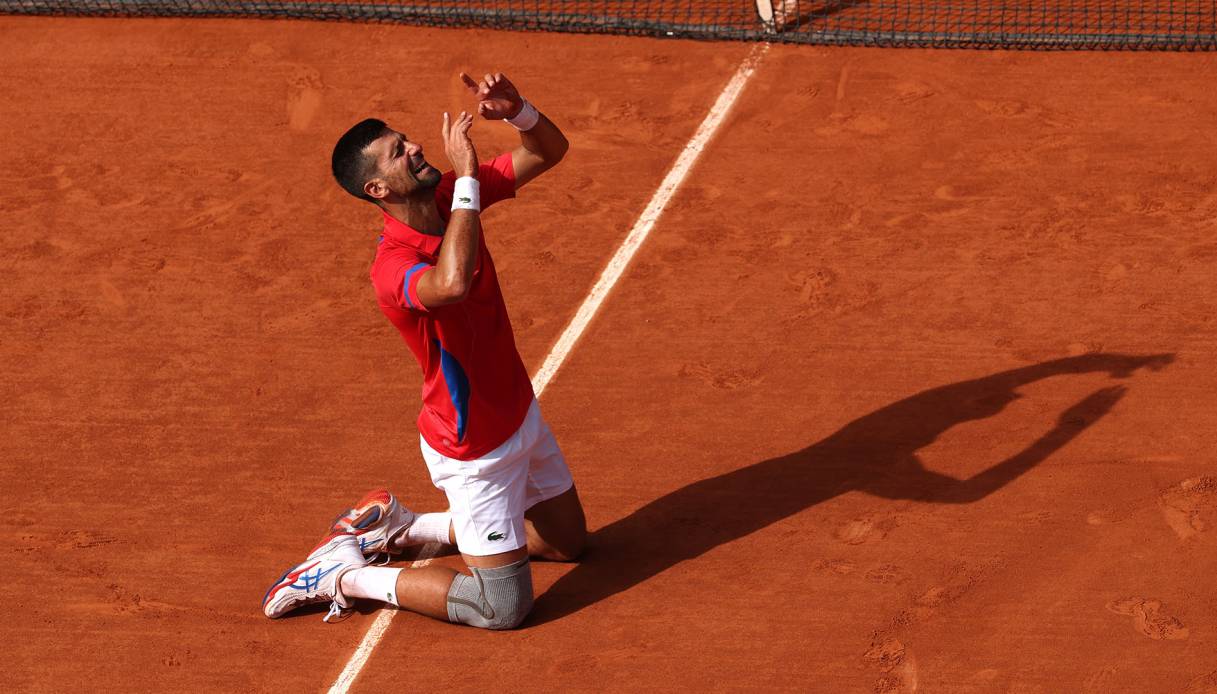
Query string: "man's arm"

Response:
xmin=462 ymin=72 xmax=568 ymax=189
xmin=509 ymin=110 xmax=568 ymax=189
xmin=414 ymin=111 xmax=482 ymax=308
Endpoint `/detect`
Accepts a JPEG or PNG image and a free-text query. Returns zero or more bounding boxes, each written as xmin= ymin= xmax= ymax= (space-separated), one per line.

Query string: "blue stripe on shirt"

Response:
xmin=402 ymin=262 xmax=430 ymax=309
xmin=432 ymin=338 xmax=471 ymax=442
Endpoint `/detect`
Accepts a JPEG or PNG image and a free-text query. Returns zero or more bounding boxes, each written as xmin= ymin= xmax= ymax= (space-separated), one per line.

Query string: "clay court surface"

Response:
xmin=4 ymin=15 xmax=1217 ymax=692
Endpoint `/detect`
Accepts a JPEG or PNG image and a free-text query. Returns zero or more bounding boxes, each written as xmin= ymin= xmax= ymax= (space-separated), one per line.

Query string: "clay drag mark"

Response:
xmin=531 ymin=353 xmax=1171 ymax=625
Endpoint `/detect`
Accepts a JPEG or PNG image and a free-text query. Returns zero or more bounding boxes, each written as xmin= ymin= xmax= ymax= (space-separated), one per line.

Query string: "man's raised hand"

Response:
xmin=442 ymin=110 xmax=478 ymax=178
xmin=461 ymin=71 xmax=523 ymax=121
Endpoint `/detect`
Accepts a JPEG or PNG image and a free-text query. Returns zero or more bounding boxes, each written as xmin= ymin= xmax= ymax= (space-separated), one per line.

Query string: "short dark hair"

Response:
xmin=331 ymin=118 xmax=387 ymax=203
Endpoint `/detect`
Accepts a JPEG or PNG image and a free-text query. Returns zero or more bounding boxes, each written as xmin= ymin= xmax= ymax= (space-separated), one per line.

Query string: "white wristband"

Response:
xmin=506 ymin=99 xmax=540 ymax=131
xmin=451 ymin=176 xmax=480 ymax=212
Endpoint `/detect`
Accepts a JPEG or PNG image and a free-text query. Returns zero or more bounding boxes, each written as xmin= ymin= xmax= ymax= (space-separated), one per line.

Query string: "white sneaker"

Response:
xmin=262 ymin=533 xmax=367 ymax=622
xmin=328 ymin=489 xmax=417 ymax=560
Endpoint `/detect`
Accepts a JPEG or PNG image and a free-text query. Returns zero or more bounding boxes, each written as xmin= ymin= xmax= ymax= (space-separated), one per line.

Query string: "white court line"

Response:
xmin=327 ymin=42 xmax=768 ymax=694
xmin=531 ymin=43 xmax=769 ymax=396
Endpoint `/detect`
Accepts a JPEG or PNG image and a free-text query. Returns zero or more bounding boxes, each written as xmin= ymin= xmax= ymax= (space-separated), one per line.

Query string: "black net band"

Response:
xmin=2 ymin=1 xmax=1215 ymax=49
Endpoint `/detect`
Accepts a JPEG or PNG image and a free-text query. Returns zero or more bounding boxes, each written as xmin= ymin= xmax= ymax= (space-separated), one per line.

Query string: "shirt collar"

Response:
xmin=381 ymin=209 xmax=444 ymax=255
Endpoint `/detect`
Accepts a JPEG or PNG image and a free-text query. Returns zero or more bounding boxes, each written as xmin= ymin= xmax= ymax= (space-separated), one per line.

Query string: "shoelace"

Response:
xmin=324 ymin=601 xmax=353 ymax=623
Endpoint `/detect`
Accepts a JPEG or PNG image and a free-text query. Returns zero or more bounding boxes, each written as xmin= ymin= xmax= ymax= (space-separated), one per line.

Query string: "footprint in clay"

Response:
xmin=835 ymin=516 xmax=895 ymax=545
xmin=1158 ymin=476 xmax=1216 ymax=540
xmin=287 ymin=66 xmax=324 ymax=132
xmin=1186 ymin=669 xmax=1217 ymax=693
xmin=1105 ymin=597 xmax=1189 ymax=640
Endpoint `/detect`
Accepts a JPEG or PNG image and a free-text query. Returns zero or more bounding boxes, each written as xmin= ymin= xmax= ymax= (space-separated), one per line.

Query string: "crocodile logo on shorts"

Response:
xmin=487 ymin=531 xmax=505 ymax=542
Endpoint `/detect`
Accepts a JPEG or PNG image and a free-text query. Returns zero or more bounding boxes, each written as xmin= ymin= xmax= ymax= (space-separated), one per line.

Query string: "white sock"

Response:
xmin=391 ymin=512 xmax=452 ymax=549
xmin=340 ymin=567 xmax=402 ymax=607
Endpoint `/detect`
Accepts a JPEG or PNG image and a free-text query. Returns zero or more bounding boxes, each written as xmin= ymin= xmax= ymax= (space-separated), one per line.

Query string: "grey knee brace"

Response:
xmin=446 ymin=558 xmax=534 ymax=630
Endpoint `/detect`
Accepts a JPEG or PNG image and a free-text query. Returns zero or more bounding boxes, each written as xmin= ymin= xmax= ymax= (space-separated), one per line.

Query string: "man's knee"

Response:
xmin=446 ymin=558 xmax=534 ymax=630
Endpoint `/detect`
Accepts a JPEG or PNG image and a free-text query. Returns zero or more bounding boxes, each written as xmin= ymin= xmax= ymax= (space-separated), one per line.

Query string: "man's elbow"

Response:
xmin=443 ymin=279 xmax=472 ymax=304
xmin=433 ymin=274 xmax=472 ymax=305
xmin=540 ymin=134 xmax=568 ymax=167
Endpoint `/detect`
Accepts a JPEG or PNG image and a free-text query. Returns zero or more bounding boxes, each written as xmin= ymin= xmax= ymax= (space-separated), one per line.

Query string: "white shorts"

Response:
xmin=420 ymin=399 xmax=574 ymax=556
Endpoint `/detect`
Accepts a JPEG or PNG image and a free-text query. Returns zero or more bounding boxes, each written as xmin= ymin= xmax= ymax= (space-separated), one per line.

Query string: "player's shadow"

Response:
xmin=529 ymin=352 xmax=1173 ymax=626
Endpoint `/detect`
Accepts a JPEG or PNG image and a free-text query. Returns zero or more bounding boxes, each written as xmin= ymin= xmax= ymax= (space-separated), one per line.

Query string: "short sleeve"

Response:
xmin=478 ymin=153 xmax=517 ymax=208
xmin=373 ymin=255 xmax=435 ymax=314
xmin=400 ymin=261 xmax=435 ymax=312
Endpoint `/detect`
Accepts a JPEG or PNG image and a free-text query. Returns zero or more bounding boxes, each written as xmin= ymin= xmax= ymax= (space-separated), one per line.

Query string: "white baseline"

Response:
xmin=328 ymin=42 xmax=769 ymax=694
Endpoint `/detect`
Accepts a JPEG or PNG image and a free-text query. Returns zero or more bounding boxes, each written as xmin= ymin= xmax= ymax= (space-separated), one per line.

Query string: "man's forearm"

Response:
xmin=511 ymin=107 xmax=568 ymax=187
xmin=518 ymin=111 xmax=568 ymax=163
xmin=435 ymin=209 xmax=481 ymax=298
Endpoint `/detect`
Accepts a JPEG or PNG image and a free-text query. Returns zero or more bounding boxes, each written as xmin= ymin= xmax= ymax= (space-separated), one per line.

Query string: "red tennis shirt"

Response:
xmin=369 ymin=153 xmax=534 ymax=460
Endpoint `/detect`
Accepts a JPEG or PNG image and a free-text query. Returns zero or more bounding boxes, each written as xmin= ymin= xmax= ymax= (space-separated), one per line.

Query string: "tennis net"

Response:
xmin=2 ymin=1 xmax=1214 ymax=49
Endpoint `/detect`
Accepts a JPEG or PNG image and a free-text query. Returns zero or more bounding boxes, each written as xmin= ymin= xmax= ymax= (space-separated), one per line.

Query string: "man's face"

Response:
xmin=365 ymin=128 xmax=443 ymax=200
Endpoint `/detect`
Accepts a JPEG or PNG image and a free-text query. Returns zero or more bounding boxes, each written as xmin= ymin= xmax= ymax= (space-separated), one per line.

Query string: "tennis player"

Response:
xmin=263 ymin=72 xmax=585 ymax=629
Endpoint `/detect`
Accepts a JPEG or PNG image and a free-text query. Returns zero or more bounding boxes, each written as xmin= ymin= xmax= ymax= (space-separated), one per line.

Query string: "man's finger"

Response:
xmin=483 ymin=73 xmax=495 ymax=89
xmin=460 ymin=72 xmax=479 ymax=93
xmin=442 ymin=111 xmax=450 ymax=139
